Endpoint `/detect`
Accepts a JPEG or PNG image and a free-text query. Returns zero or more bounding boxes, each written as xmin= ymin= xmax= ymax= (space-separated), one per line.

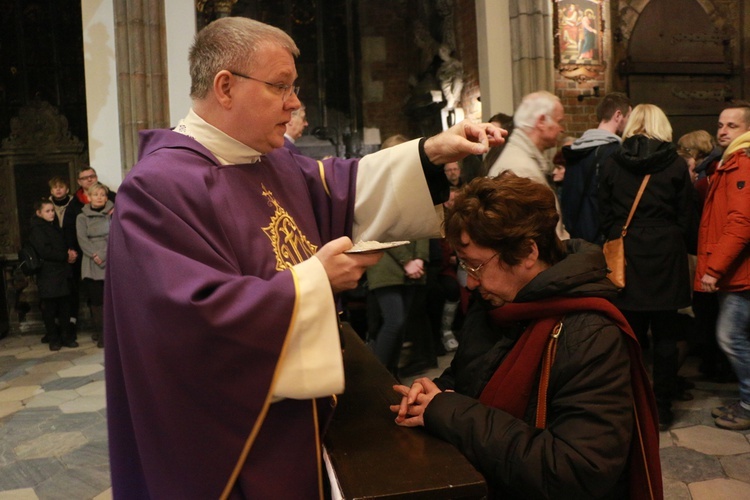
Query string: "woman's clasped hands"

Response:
xmin=390 ymin=377 xmax=447 ymax=427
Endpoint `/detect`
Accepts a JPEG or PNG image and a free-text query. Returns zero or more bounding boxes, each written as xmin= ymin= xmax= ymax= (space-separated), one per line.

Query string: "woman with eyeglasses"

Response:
xmin=391 ymin=174 xmax=661 ymax=499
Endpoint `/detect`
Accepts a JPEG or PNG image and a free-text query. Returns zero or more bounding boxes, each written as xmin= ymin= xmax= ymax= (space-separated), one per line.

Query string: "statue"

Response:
xmin=436 ymin=44 xmax=464 ymax=129
xmin=436 ymin=44 xmax=463 ymax=111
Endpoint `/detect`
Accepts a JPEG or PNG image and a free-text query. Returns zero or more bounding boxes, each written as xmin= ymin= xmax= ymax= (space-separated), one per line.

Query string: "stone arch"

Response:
xmin=617 ymin=0 xmax=728 ymax=43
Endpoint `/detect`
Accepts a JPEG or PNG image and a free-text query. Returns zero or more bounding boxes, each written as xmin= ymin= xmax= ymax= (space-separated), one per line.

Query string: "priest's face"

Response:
xmin=232 ymin=43 xmax=301 ymax=153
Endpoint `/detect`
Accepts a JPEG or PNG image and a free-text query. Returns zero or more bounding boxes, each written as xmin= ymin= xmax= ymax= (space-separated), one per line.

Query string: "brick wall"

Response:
xmin=358 ymin=2 xmax=418 ymax=141
xmin=358 ymin=1 xmax=480 ymax=140
xmin=454 ymin=0 xmax=480 ymax=122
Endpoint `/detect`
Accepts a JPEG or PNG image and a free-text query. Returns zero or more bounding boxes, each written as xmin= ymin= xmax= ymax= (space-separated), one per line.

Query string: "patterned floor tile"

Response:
xmin=40 ymin=376 xmax=98 ymax=392
xmin=76 ymin=380 xmax=106 ymax=397
xmin=0 ymin=458 xmax=65 ymax=490
xmin=24 ymin=390 xmax=79 ymax=409
xmin=7 ymin=372 xmax=58 ymax=388
xmin=38 ymin=411 xmax=104 ymax=435
xmin=60 ymin=440 xmax=109 ymax=468
xmin=25 ymin=361 xmax=74 ymax=375
xmin=57 ymin=365 xmax=103 ymax=378
xmin=0 ymin=401 xmax=22 ymax=419
xmin=673 ymin=424 xmax=750 ymax=456
xmin=0 ymin=385 xmax=41 ymax=403
xmin=721 ymin=453 xmax=750 ymax=483
xmin=13 ymin=432 xmax=88 ymax=460
xmin=0 ymin=488 xmax=38 ymax=500
xmin=661 ymin=446 xmax=725 ymax=483
xmin=688 ymin=478 xmax=750 ymax=500
xmin=59 ymin=396 xmax=106 ymax=414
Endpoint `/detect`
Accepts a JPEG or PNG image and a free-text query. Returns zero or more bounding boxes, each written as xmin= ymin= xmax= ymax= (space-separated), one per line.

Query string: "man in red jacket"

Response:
xmin=695 ymin=101 xmax=750 ymax=430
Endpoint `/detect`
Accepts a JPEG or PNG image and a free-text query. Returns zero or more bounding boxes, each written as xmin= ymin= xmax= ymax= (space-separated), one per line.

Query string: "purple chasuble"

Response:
xmin=104 ymin=129 xmax=358 ymax=498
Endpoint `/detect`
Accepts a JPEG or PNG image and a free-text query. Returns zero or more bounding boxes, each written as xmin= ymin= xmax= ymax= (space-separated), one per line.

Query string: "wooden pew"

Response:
xmin=324 ymin=324 xmax=487 ymax=499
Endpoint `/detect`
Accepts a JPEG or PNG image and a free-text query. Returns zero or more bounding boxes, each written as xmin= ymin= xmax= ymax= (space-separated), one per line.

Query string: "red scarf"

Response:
xmin=76 ymin=188 xmax=90 ymax=205
xmin=479 ymin=297 xmax=662 ymax=500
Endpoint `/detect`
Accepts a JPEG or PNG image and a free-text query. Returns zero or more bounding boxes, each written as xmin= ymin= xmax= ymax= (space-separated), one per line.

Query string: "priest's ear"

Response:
xmin=213 ymin=70 xmax=236 ymax=109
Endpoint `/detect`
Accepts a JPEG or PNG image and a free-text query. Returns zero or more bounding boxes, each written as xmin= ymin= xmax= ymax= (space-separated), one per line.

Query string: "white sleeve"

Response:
xmin=352 ymin=139 xmax=443 ymax=242
xmin=272 ymin=256 xmax=344 ymax=401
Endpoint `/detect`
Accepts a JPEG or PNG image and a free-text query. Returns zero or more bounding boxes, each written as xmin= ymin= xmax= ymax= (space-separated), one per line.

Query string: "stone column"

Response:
xmin=476 ymin=0 xmax=514 ymax=120
xmin=509 ymin=0 xmax=555 ymax=104
xmin=113 ymin=0 xmax=170 ymax=173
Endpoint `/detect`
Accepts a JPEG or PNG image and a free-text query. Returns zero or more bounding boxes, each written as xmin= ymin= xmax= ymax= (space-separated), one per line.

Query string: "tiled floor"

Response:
xmin=0 ymin=330 xmax=749 ymax=499
xmin=0 ymin=332 xmax=110 ymax=500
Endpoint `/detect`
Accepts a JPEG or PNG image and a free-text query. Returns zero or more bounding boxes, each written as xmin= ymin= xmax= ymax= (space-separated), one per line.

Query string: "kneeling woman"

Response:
xmin=391 ymin=174 xmax=661 ymax=499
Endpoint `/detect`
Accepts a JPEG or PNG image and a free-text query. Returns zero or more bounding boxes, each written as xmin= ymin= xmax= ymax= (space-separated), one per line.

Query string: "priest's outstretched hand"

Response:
xmin=316 ymin=236 xmax=383 ymax=294
xmin=423 ymin=120 xmax=507 ymax=165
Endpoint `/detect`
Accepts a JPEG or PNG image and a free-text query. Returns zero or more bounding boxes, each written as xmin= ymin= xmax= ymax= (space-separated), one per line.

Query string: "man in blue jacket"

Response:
xmin=561 ymin=92 xmax=631 ymax=243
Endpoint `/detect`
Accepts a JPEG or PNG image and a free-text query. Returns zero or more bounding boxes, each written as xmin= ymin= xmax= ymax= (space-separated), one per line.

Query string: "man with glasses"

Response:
xmin=61 ymin=166 xmax=115 ymax=341
xmin=104 ymin=16 xmax=504 ymax=499
xmin=392 ymin=174 xmax=661 ymax=498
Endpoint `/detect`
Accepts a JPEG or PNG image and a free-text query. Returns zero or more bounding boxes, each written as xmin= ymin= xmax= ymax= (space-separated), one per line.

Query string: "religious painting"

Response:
xmin=554 ymin=0 xmax=605 ymax=81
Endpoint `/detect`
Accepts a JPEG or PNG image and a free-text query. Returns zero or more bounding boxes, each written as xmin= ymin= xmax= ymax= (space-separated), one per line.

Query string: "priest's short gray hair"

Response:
xmin=189 ymin=17 xmax=299 ymax=100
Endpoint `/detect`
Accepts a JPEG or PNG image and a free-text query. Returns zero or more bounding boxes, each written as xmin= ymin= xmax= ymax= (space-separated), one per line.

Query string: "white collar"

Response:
xmin=174 ymin=109 xmax=263 ymax=165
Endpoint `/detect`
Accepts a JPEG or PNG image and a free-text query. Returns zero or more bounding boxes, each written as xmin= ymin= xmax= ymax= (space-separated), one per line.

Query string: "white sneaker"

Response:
xmin=442 ymin=332 xmax=458 ymax=352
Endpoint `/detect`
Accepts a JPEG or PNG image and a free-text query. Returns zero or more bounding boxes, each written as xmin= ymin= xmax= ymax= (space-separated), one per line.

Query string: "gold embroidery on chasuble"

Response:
xmin=261 ymin=184 xmax=318 ymax=271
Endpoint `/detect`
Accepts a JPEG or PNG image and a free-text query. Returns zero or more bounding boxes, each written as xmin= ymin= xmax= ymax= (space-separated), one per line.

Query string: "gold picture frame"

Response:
xmin=554 ymin=0 xmax=606 ymax=82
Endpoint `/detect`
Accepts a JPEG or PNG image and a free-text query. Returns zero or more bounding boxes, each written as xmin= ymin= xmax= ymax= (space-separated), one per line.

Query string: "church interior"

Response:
xmin=1 ymin=0 xmax=750 ymax=498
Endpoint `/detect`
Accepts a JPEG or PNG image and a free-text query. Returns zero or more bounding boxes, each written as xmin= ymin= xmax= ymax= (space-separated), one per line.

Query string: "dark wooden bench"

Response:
xmin=324 ymin=324 xmax=487 ymax=499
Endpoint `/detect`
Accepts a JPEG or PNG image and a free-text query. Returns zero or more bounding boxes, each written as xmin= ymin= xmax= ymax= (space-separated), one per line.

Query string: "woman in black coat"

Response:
xmin=599 ymin=103 xmax=694 ymax=430
xmin=28 ymin=199 xmax=78 ymax=350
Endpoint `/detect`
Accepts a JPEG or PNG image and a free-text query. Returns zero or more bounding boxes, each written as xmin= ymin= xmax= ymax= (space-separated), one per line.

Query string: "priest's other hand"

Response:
xmin=316 ymin=236 xmax=383 ymax=293
xmin=423 ymin=120 xmax=507 ymax=165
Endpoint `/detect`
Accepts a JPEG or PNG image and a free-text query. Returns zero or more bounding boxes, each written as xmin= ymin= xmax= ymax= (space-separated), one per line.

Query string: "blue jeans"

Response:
xmin=717 ymin=291 xmax=750 ymax=403
xmin=371 ymin=286 xmax=416 ymax=374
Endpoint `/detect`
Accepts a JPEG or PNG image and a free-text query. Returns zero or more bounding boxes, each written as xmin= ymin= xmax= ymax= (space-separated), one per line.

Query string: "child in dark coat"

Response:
xmin=28 ymin=199 xmax=78 ymax=351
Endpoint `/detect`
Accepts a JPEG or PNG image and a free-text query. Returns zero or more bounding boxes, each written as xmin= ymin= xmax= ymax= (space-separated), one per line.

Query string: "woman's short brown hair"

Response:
xmin=444 ymin=174 xmax=566 ymax=266
xmin=678 ymin=130 xmax=715 ymax=160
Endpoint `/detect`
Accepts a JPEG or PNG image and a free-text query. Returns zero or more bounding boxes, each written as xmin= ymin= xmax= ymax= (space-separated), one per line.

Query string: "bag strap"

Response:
xmin=573 ymin=145 xmax=603 ymax=223
xmin=621 ymin=174 xmax=651 ymax=238
xmin=535 ymin=320 xmax=563 ymax=429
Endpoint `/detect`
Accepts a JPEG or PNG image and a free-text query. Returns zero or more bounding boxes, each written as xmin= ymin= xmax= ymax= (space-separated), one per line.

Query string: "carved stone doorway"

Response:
xmin=616 ymin=0 xmax=739 ymax=140
xmin=0 ymin=99 xmax=86 ymax=336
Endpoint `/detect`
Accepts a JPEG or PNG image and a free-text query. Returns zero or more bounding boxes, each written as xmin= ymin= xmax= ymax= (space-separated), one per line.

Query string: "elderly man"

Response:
xmin=283 ymin=102 xmax=308 ymax=154
xmin=104 ymin=17 xmax=503 ymax=499
xmin=696 ymin=101 xmax=750 ymax=430
xmin=488 ymin=91 xmax=569 ymax=239
xmin=392 ymin=174 xmax=661 ymax=499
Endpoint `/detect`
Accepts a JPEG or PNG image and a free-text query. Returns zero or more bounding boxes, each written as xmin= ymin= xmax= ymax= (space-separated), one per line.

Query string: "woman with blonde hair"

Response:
xmin=599 ymin=103 xmax=695 ymax=430
xmin=76 ymin=182 xmax=113 ymax=347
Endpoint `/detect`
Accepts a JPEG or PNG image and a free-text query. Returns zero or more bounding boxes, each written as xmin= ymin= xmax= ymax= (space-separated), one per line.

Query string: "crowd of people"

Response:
xmin=25 ymin=166 xmax=113 ymax=350
xmin=16 ymin=14 xmax=750 ymax=500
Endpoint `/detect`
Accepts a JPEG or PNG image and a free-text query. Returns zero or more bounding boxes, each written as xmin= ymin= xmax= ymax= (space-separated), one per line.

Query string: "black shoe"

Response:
xmin=41 ymin=335 xmax=50 ymax=344
xmin=68 ymin=322 xmax=78 ymax=341
xmin=63 ymin=340 xmax=79 ymax=348
xmin=97 ymin=337 xmax=103 ymax=348
xmin=676 ymin=376 xmax=695 ymax=391
xmin=49 ymin=342 xmax=62 ymax=352
xmin=658 ymin=405 xmax=674 ymax=432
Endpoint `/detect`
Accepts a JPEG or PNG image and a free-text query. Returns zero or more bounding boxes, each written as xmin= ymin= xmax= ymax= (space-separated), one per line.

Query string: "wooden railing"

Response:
xmin=324 ymin=324 xmax=487 ymax=499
